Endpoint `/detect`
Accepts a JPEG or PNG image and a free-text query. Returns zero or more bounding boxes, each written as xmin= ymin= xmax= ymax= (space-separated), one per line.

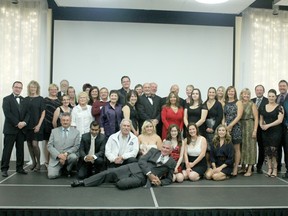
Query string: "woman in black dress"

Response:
xmin=122 ymin=90 xmax=139 ymax=136
xmin=205 ymin=124 xmax=234 ymax=181
xmin=26 ymin=80 xmax=46 ymax=172
xmin=259 ymin=89 xmax=284 ymax=177
xmin=183 ymin=88 xmax=208 ymax=136
xmin=43 ymin=83 xmax=61 ymax=166
xmin=203 ymin=87 xmax=223 ymax=165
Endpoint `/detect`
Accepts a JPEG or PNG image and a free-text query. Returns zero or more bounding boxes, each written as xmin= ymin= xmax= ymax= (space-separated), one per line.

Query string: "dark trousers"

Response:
xmin=256 ymin=127 xmax=265 ymax=170
xmin=78 ymin=158 xmax=104 ymax=179
xmin=277 ymin=125 xmax=288 ymax=171
xmin=1 ymin=132 xmax=25 ymax=172
xmin=83 ymin=163 xmax=146 ymax=190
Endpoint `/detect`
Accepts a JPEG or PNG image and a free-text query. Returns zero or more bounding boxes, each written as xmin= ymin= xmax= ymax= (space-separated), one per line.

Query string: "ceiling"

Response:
xmin=54 ymin=0 xmax=256 ymax=14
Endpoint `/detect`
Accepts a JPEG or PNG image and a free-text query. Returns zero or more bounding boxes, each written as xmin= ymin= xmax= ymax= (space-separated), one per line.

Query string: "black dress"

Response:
xmin=126 ymin=103 xmax=139 ymax=133
xmin=44 ymin=97 xmax=61 ymax=139
xmin=25 ymin=96 xmax=46 ymax=141
xmin=187 ymin=104 xmax=208 ymax=136
xmin=204 ymin=100 xmax=223 ymax=150
xmin=259 ymin=105 xmax=282 ymax=158
xmin=210 ymin=142 xmax=234 ymax=175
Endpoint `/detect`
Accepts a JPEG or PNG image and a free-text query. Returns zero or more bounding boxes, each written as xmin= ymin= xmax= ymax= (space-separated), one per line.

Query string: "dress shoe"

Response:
xmin=2 ymin=171 xmax=8 ymax=177
xmin=17 ymin=169 xmax=28 ymax=175
xmin=71 ymin=179 xmax=84 ymax=187
xmin=257 ymin=169 xmax=263 ymax=174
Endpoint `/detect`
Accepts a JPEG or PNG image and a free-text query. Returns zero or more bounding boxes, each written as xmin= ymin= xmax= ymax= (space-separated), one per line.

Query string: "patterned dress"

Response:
xmin=240 ymin=101 xmax=256 ymax=164
xmin=224 ymin=101 xmax=242 ymax=144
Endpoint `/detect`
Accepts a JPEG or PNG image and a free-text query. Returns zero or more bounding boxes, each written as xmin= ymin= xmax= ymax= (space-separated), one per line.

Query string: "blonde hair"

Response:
xmin=78 ymin=91 xmax=89 ymax=103
xmin=239 ymin=88 xmax=251 ymax=101
xmin=141 ymin=120 xmax=156 ymax=135
xmin=48 ymin=83 xmax=59 ymax=91
xmin=27 ymin=80 xmax=40 ymax=96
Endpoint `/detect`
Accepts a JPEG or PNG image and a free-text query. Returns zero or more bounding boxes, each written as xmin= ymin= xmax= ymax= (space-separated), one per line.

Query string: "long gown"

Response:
xmin=240 ymin=101 xmax=257 ymax=165
xmin=224 ymin=101 xmax=242 ymax=144
xmin=204 ymin=100 xmax=223 ymax=150
xmin=259 ymin=105 xmax=282 ymax=158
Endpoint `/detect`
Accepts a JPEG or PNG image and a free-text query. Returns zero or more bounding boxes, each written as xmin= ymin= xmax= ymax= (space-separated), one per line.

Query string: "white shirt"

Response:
xmin=71 ymin=105 xmax=94 ymax=137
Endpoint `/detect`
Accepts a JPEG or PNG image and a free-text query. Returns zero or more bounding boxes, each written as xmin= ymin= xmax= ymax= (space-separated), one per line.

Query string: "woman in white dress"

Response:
xmin=138 ymin=120 xmax=162 ymax=156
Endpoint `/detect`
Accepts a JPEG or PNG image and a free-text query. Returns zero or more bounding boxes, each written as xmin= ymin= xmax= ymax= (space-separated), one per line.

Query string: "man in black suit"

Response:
xmin=276 ymin=80 xmax=288 ymax=173
xmin=77 ymin=121 xmax=106 ymax=179
xmin=1 ymin=81 xmax=30 ymax=177
xmin=251 ymin=84 xmax=268 ymax=174
xmin=57 ymin=79 xmax=69 ymax=99
xmin=117 ymin=75 xmax=131 ymax=106
xmin=71 ymin=140 xmax=176 ymax=189
xmin=136 ymin=83 xmax=161 ymax=134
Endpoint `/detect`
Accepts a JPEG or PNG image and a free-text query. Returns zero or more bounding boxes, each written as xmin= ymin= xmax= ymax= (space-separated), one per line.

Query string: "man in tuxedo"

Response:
xmin=57 ymin=79 xmax=69 ymax=99
xmin=1 ymin=81 xmax=30 ymax=177
xmin=136 ymin=83 xmax=161 ymax=133
xmin=77 ymin=121 xmax=106 ymax=179
xmin=276 ymin=80 xmax=288 ymax=173
xmin=117 ymin=75 xmax=131 ymax=106
xmin=251 ymin=84 xmax=268 ymax=174
xmin=71 ymin=140 xmax=176 ymax=189
xmin=105 ymin=119 xmax=139 ymax=168
xmin=47 ymin=112 xmax=80 ymax=179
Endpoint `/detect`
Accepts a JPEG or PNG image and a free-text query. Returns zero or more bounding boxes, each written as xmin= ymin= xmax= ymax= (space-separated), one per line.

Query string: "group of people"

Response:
xmin=1 ymin=77 xmax=288 ymax=190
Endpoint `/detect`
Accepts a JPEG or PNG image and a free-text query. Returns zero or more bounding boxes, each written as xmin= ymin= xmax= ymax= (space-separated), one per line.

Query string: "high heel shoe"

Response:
xmin=30 ymin=164 xmax=36 ymax=171
xmin=244 ymin=171 xmax=253 ymax=177
xmin=271 ymin=168 xmax=277 ymax=178
xmin=266 ymin=168 xmax=272 ymax=177
xmin=34 ymin=164 xmax=41 ymax=172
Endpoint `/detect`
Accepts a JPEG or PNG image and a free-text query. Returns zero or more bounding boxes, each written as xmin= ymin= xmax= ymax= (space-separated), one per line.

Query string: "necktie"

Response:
xmin=280 ymin=95 xmax=284 ymax=105
xmin=157 ymin=155 xmax=165 ymax=166
xmin=256 ymin=98 xmax=261 ymax=108
xmin=63 ymin=129 xmax=68 ymax=139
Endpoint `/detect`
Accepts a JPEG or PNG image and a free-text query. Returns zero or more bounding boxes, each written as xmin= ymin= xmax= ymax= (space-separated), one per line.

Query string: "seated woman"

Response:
xmin=205 ymin=124 xmax=234 ymax=181
xmin=138 ymin=120 xmax=162 ymax=156
xmin=165 ymin=124 xmax=184 ymax=183
xmin=183 ymin=123 xmax=207 ymax=181
xmin=52 ymin=94 xmax=72 ymax=128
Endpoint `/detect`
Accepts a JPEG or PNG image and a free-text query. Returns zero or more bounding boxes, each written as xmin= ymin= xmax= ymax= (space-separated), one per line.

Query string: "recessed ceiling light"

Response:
xmin=195 ymin=0 xmax=229 ymax=4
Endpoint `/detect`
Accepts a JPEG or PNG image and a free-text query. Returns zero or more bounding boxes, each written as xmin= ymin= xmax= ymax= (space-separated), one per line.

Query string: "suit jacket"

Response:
xmin=118 ymin=88 xmax=131 ymax=106
xmin=138 ymin=148 xmax=176 ymax=186
xmin=251 ymin=97 xmax=268 ymax=118
xmin=47 ymin=126 xmax=80 ymax=167
xmin=79 ymin=132 xmax=106 ymax=161
xmin=2 ymin=93 xmax=30 ymax=135
xmin=136 ymin=94 xmax=161 ymax=125
xmin=277 ymin=93 xmax=288 ymax=106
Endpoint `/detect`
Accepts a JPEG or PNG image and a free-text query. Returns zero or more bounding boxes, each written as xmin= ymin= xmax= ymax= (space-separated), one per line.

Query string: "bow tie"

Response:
xmin=15 ymin=96 xmax=20 ymax=99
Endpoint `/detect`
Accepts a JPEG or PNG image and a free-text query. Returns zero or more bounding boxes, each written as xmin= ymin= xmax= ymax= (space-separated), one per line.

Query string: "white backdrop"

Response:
xmin=53 ymin=21 xmax=234 ymax=98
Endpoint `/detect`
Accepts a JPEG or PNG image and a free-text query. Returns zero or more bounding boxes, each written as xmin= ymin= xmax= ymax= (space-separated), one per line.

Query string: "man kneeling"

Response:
xmin=47 ymin=112 xmax=80 ymax=179
xmin=71 ymin=140 xmax=176 ymax=189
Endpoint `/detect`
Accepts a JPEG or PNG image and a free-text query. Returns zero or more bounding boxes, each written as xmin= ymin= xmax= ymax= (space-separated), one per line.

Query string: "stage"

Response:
xmin=0 ymin=163 xmax=288 ymax=216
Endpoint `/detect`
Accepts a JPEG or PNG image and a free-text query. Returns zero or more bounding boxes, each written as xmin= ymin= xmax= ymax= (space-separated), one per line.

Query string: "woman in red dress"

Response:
xmin=161 ymin=92 xmax=184 ymax=139
xmin=165 ymin=124 xmax=185 ymax=182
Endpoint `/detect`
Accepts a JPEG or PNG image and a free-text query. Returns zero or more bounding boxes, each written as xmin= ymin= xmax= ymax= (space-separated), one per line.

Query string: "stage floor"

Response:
xmin=1 ymin=164 xmax=288 ymax=210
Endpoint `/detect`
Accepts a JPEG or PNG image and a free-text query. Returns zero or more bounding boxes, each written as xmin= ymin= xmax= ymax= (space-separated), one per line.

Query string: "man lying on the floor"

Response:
xmin=71 ymin=140 xmax=176 ymax=189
